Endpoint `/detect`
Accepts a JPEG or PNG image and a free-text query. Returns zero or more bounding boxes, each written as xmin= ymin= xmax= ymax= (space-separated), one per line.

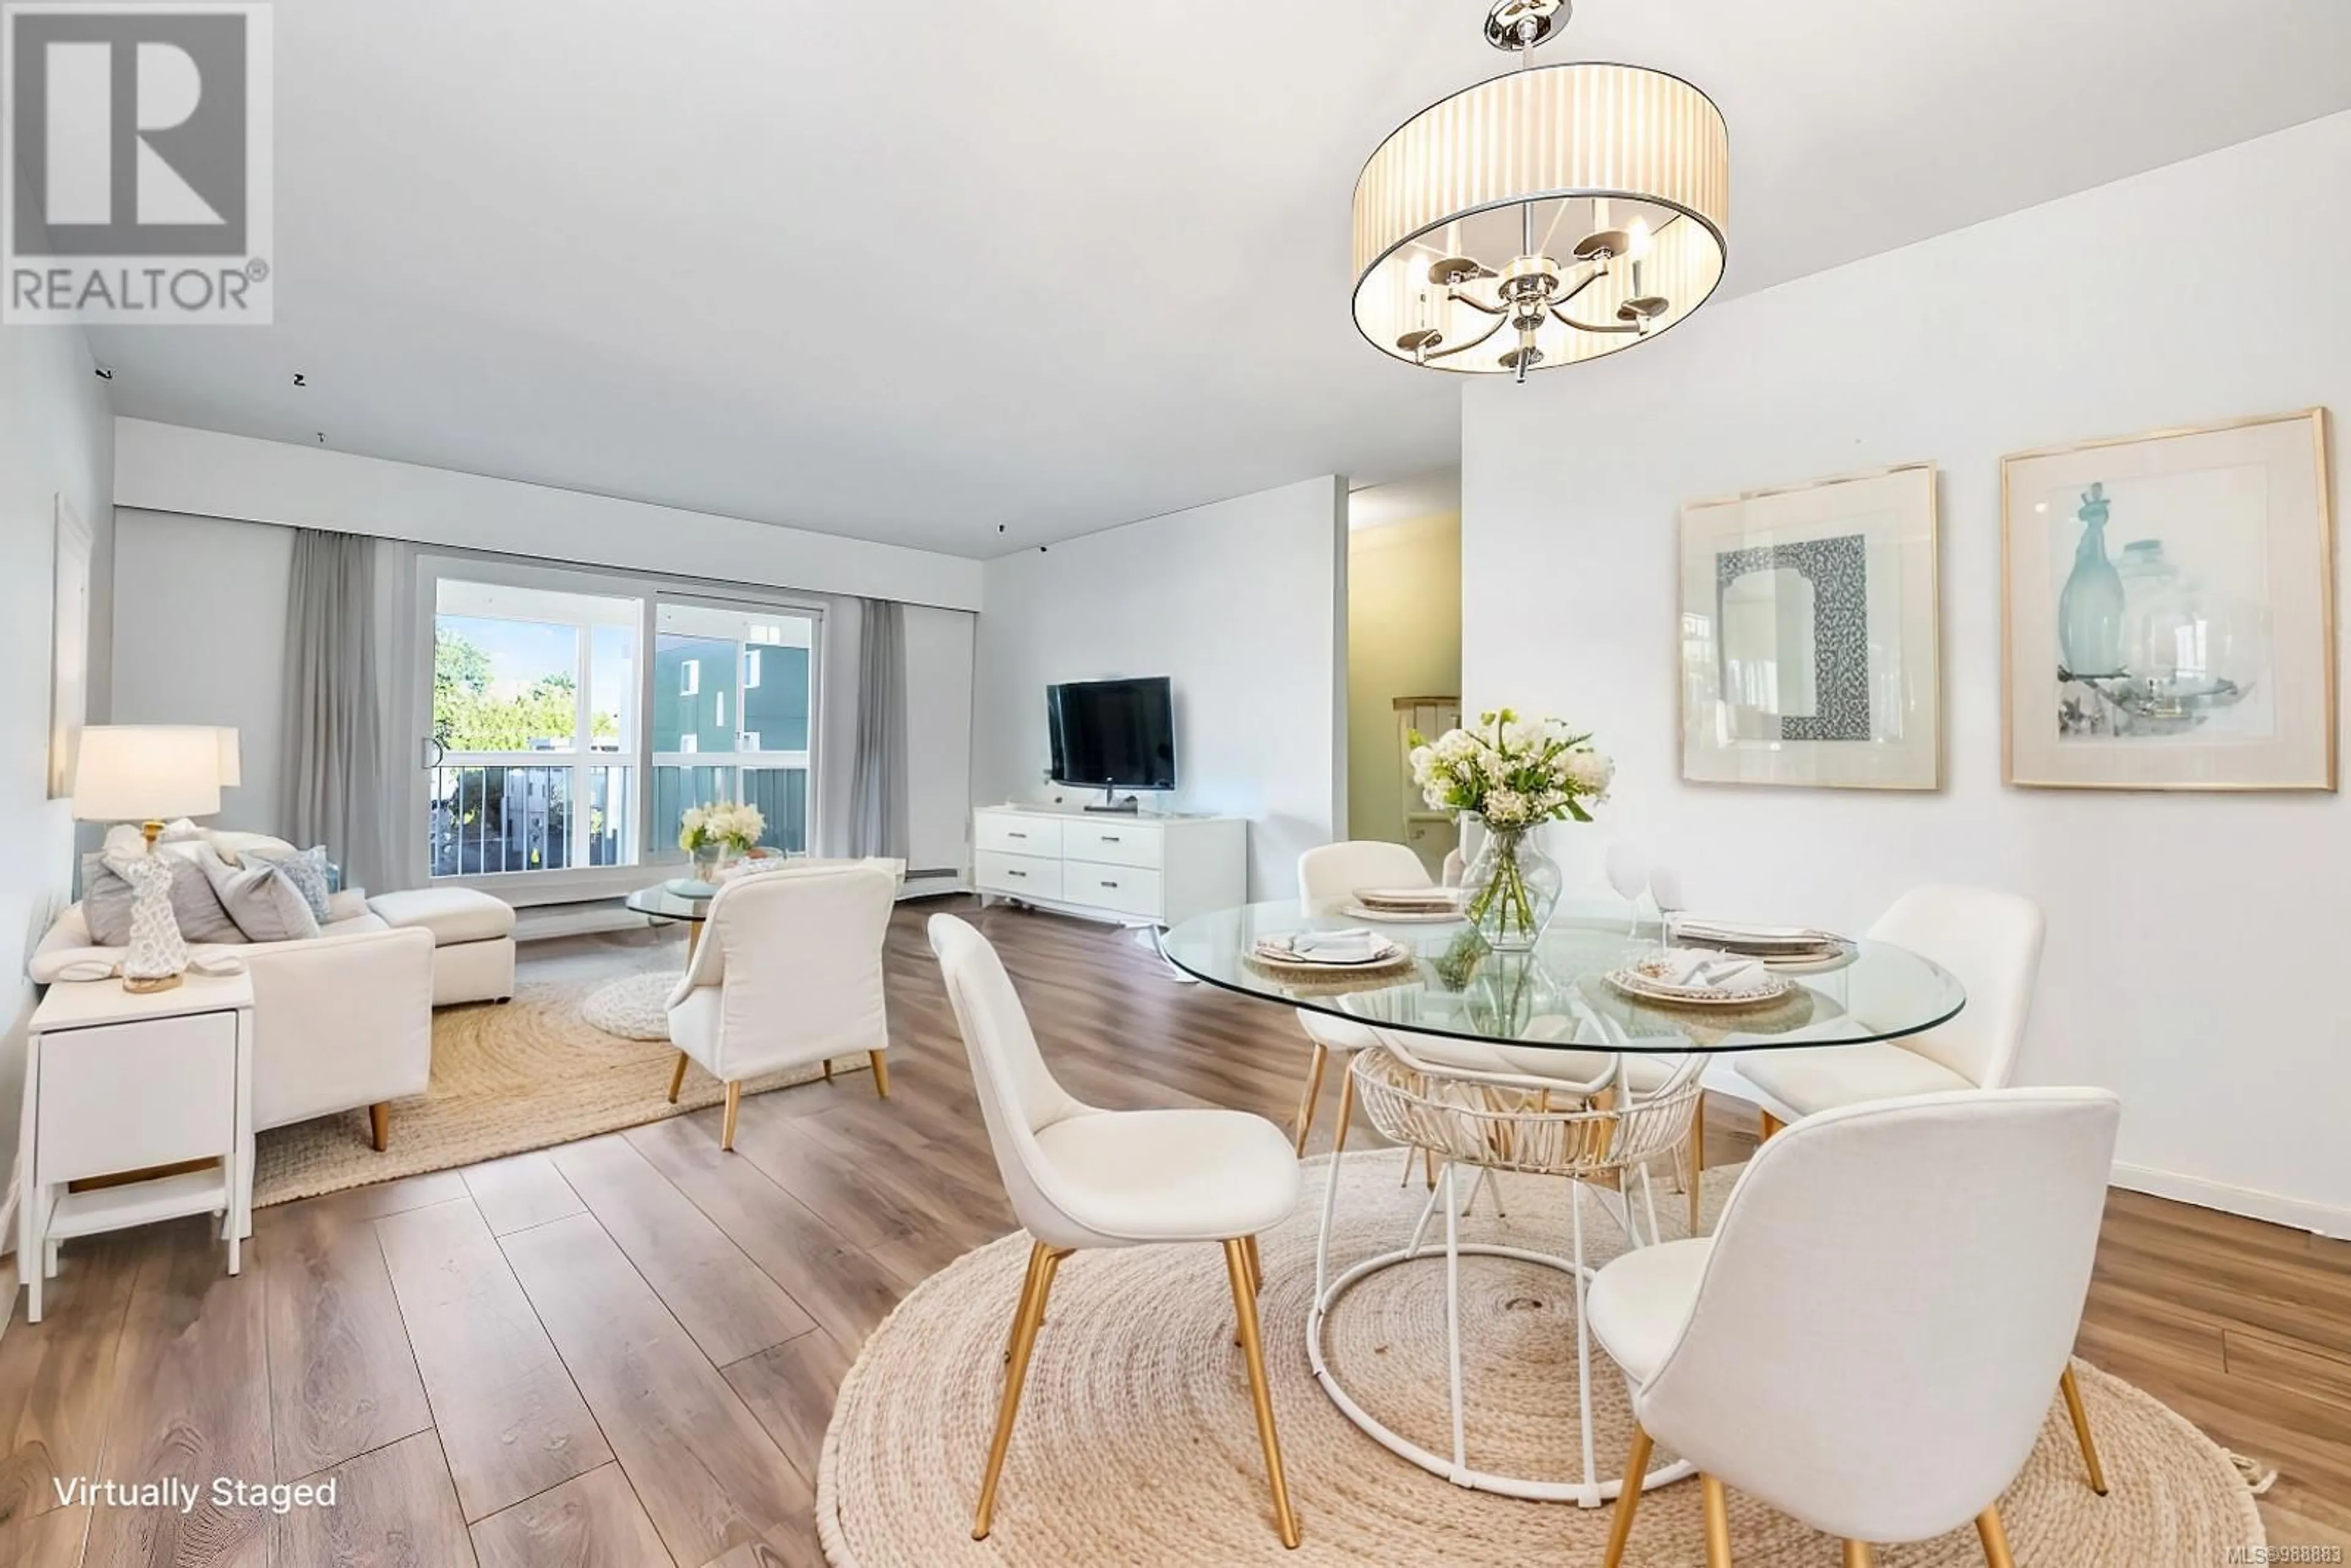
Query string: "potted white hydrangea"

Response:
xmin=679 ymin=801 xmax=766 ymax=882
xmin=1410 ymin=708 xmax=1613 ymax=950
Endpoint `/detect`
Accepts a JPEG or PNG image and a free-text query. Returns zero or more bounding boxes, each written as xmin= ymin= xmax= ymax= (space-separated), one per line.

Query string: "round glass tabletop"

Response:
xmin=625 ymin=883 xmax=713 ymax=923
xmin=1158 ymin=899 xmax=1964 ymax=1056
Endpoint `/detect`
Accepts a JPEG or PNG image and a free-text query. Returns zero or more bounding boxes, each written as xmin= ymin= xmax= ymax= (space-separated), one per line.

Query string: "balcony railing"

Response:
xmin=430 ymin=762 xmax=632 ymax=877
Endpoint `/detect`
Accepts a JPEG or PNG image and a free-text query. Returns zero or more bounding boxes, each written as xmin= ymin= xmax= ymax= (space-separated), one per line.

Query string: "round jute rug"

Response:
xmin=819 ymin=1151 xmax=2263 ymax=1566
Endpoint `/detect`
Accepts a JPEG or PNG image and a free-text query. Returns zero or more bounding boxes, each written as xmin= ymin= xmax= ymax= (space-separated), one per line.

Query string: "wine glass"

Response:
xmin=1648 ymin=863 xmax=1687 ymax=951
xmin=1603 ymin=840 xmax=1649 ymax=937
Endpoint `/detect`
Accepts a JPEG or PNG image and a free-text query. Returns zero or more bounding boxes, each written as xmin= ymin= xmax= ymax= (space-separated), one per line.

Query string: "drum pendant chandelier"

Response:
xmin=1351 ymin=0 xmax=1728 ymax=379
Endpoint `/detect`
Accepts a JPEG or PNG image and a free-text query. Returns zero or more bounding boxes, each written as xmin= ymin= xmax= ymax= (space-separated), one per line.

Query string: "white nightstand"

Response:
xmin=18 ymin=971 xmax=255 ymax=1322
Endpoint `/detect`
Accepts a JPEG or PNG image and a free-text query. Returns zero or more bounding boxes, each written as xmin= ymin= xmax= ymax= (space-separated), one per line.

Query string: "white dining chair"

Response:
xmin=1588 ymin=1087 xmax=2121 ymax=1568
xmin=1723 ymin=885 xmax=2047 ymax=1133
xmin=928 ymin=913 xmax=1305 ymax=1548
xmin=1697 ymin=886 xmax=2108 ymax=1493
xmin=1290 ymin=840 xmax=1435 ymax=1156
xmin=664 ymin=860 xmax=898 ymax=1150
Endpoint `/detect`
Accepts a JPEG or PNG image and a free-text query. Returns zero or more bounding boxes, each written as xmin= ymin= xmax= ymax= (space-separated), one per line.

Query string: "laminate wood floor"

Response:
xmin=1 ymin=897 xmax=2342 ymax=1564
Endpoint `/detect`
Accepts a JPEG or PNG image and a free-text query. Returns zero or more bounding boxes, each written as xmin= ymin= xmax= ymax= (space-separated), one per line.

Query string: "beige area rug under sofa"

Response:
xmin=250 ymin=975 xmax=868 ymax=1207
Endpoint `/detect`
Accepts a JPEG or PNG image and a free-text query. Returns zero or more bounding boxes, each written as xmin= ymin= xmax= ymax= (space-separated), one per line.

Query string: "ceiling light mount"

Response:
xmin=1483 ymin=0 xmax=1569 ymax=52
xmin=1352 ymin=2 xmax=1728 ymax=380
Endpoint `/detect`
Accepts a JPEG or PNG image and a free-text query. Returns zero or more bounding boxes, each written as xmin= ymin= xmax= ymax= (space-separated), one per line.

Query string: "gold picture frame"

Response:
xmin=1679 ymin=462 xmax=1942 ymax=790
xmin=2001 ymin=408 xmax=2335 ymax=791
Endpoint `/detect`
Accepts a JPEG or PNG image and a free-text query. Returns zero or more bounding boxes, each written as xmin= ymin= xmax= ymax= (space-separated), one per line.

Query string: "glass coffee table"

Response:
xmin=626 ymin=882 xmax=715 ymax=958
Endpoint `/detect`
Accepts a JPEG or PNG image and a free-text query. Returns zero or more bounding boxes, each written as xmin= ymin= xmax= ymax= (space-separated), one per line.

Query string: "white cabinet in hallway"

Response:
xmin=972 ymin=805 xmax=1247 ymax=926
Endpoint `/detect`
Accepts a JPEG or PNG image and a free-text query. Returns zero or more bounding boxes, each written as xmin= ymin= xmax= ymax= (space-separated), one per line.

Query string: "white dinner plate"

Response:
xmin=1604 ymin=966 xmax=1792 ymax=1007
xmin=1339 ymin=901 xmax=1464 ymax=925
xmin=1253 ymin=937 xmax=1409 ymax=969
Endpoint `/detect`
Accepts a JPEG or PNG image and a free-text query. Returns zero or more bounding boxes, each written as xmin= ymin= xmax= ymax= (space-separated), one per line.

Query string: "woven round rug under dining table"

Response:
xmin=818 ymin=1150 xmax=2263 ymax=1566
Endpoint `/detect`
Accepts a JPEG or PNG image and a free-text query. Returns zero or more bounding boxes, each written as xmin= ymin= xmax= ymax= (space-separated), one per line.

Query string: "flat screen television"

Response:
xmin=1047 ymin=676 xmax=1176 ymax=795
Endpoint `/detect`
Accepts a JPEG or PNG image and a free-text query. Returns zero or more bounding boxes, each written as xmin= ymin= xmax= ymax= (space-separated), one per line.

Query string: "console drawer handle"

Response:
xmin=1101 ymin=880 xmax=1119 ymax=888
xmin=1008 ymin=869 xmax=1026 ymax=878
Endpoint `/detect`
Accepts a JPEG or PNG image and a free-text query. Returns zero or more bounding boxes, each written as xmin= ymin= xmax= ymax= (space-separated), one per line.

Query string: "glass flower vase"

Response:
xmin=1460 ymin=823 xmax=1561 ymax=952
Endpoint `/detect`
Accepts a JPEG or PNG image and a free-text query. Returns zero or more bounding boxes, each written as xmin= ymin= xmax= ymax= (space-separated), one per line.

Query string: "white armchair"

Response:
xmin=663 ymin=860 xmax=898 ymax=1150
xmin=1588 ymin=1087 xmax=2121 ymax=1567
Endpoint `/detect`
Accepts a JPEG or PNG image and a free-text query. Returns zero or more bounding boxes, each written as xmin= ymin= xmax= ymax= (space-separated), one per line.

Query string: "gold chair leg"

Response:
xmin=1240 ymin=1234 xmax=1263 ymax=1296
xmin=1331 ymin=1062 xmax=1356 ymax=1157
xmin=1601 ymin=1426 xmax=1653 ymax=1568
xmin=1423 ymin=1148 xmax=1437 ymax=1189
xmin=869 ymin=1050 xmax=891 ymax=1098
xmin=2058 ymin=1364 xmax=2109 ymax=1495
xmin=368 ymin=1102 xmax=390 ymax=1153
xmin=666 ymin=1051 xmax=689 ymax=1105
xmin=823 ymin=1059 xmax=835 ymax=1082
xmin=1002 ymin=1243 xmax=1047 ymax=1365
xmin=1687 ymin=1093 xmax=1706 ymax=1236
xmin=721 ymin=1081 xmax=743 ymax=1152
xmin=1843 ymin=1542 xmax=1873 ymax=1567
xmin=1700 ymin=1474 xmax=1733 ymax=1568
xmin=974 ymin=1242 xmax=1068 ymax=1540
xmin=1223 ymin=1239 xmax=1301 ymax=1548
xmin=1757 ymin=1109 xmax=1784 ymax=1142
xmin=1975 ymin=1505 xmax=2015 ymax=1568
xmin=1292 ymin=1041 xmax=1328 ymax=1156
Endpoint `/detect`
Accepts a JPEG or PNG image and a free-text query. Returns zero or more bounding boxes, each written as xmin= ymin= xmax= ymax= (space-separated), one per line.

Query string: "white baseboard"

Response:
xmin=2110 ymin=1161 xmax=2351 ymax=1239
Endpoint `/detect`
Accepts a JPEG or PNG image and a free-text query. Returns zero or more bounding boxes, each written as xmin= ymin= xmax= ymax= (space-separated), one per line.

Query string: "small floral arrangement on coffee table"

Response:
xmin=679 ymin=801 xmax=765 ymax=859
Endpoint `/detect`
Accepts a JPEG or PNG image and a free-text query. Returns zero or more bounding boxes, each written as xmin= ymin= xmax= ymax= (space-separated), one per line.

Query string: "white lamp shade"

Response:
xmin=70 ymin=726 xmax=225 ymax=823
xmin=215 ymin=727 xmax=242 ymax=789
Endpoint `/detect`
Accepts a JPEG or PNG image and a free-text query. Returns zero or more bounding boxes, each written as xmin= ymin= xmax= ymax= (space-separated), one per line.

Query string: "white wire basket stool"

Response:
xmin=1305 ymin=1035 xmax=1705 ymax=1506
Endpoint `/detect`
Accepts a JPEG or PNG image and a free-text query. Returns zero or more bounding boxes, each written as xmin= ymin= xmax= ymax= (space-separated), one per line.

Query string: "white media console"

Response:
xmin=972 ymin=804 xmax=1247 ymax=926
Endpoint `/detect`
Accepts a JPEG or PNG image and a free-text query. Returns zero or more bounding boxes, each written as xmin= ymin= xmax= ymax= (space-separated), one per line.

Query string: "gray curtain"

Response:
xmin=847 ymin=598 xmax=909 ymax=859
xmin=279 ymin=529 xmax=391 ymax=891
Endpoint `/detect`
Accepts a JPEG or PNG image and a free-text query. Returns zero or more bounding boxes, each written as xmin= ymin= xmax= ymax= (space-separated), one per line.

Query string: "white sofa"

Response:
xmin=29 ymin=832 xmax=515 ymax=1152
xmin=33 ymin=896 xmax=434 ymax=1152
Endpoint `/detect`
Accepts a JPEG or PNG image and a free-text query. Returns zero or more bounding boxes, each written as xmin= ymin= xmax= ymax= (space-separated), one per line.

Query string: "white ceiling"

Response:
xmin=88 ymin=0 xmax=2351 ymax=558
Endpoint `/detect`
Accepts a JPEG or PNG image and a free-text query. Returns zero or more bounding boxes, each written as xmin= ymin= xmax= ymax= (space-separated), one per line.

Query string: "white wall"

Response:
xmin=114 ymin=419 xmax=984 ymax=612
xmin=2 ymin=326 xmax=115 ymax=1242
xmin=1462 ymin=110 xmax=2351 ymax=1232
xmin=110 ymin=510 xmax=294 ymax=835
xmin=973 ymin=476 xmax=1348 ymax=896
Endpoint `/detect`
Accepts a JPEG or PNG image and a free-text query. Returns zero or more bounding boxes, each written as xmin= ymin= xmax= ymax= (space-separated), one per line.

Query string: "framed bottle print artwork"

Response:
xmin=1679 ymin=463 xmax=1941 ymax=790
xmin=2002 ymin=408 xmax=2335 ymax=790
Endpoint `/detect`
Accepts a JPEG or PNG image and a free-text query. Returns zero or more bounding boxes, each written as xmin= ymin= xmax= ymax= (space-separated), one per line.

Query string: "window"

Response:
xmin=680 ymin=659 xmax=700 ymax=696
xmin=653 ymin=602 xmax=817 ymax=854
xmin=430 ymin=580 xmax=641 ymax=876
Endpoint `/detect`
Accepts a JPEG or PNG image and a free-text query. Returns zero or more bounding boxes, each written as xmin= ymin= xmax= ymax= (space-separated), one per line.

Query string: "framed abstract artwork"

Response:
xmin=2003 ymin=409 xmax=2334 ymax=791
xmin=1679 ymin=463 xmax=1940 ymax=789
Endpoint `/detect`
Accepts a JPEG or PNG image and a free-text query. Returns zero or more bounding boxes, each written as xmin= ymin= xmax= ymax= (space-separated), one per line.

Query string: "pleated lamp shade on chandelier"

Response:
xmin=1352 ymin=0 xmax=1728 ymax=379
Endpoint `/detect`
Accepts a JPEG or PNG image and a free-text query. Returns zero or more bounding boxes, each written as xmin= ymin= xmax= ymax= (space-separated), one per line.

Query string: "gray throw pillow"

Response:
xmin=248 ymin=844 xmax=333 ymax=923
xmin=200 ymin=848 xmax=321 ymax=943
xmin=81 ymin=849 xmax=247 ymax=946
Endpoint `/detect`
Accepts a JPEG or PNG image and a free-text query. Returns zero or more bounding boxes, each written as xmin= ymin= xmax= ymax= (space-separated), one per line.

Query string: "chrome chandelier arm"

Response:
xmin=1444 ymin=288 xmax=1509 ymax=317
xmin=1549 ymin=311 xmax=1640 ymax=335
xmin=1424 ymin=313 xmax=1509 ymax=362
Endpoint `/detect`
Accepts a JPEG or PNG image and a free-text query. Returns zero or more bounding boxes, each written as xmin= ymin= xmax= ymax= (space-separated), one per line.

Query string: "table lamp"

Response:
xmin=70 ymin=726 xmax=229 ymax=991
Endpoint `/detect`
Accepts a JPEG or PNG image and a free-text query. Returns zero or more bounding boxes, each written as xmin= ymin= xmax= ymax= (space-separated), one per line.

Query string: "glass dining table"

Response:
xmin=1157 ymin=898 xmax=1965 ymax=1060
xmin=1157 ymin=897 xmax=1967 ymax=1506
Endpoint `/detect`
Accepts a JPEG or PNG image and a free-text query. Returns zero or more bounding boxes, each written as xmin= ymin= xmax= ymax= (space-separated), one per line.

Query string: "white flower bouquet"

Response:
xmin=1409 ymin=708 xmax=1613 ymax=948
xmin=679 ymin=801 xmax=765 ymax=858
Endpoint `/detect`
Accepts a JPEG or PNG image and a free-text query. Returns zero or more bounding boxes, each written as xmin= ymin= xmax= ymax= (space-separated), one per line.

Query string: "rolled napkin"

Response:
xmin=1670 ymin=917 xmax=1839 ymax=954
xmin=1280 ymin=928 xmax=1388 ymax=963
xmin=1646 ymin=946 xmax=1771 ymax=992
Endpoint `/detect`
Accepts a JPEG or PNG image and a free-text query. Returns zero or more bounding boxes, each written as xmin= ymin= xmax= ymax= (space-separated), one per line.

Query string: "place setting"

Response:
xmin=1339 ymin=885 xmax=1466 ymax=923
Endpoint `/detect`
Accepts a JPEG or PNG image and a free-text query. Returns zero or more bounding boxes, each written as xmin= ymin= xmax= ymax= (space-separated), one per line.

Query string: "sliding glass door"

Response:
xmin=651 ymin=602 xmax=818 ymax=856
xmin=419 ymin=566 xmax=822 ymax=892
